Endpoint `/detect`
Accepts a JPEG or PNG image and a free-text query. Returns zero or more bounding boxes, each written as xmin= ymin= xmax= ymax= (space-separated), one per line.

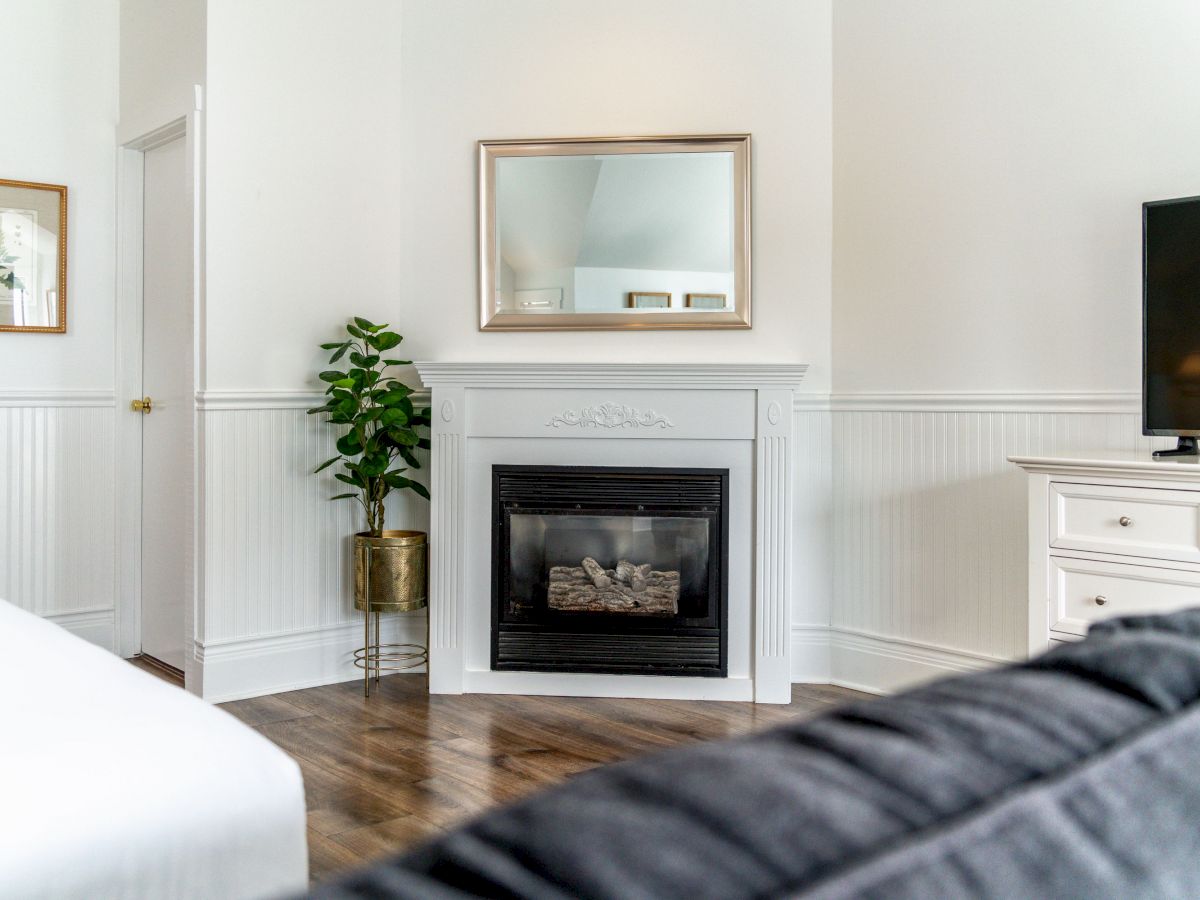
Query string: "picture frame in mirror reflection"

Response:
xmin=479 ymin=135 xmax=750 ymax=331
xmin=686 ymin=293 xmax=727 ymax=310
xmin=0 ymin=178 xmax=67 ymax=334
xmin=628 ymin=291 xmax=671 ymax=310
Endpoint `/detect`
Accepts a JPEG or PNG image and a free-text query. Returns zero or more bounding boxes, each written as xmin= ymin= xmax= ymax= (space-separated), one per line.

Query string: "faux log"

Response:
xmin=547 ymin=566 xmax=680 ymax=616
xmin=580 ymin=557 xmax=612 ymax=589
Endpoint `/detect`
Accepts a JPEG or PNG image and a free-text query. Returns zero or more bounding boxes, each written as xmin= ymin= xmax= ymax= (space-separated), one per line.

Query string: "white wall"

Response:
xmin=0 ymin=1 xmax=119 ymax=391
xmin=204 ymin=0 xmax=405 ymax=393
xmin=833 ymin=0 xmax=1200 ymax=395
xmin=0 ymin=2 xmax=119 ymax=648
xmin=119 ymin=0 xmax=206 ymax=142
xmin=826 ymin=1 xmax=1199 ymax=687
xmin=204 ymin=0 xmax=832 ymax=393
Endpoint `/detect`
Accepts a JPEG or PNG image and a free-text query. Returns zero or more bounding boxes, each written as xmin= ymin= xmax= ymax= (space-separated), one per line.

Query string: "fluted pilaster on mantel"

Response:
xmin=754 ymin=389 xmax=794 ymax=702
xmin=427 ymin=386 xmax=466 ymax=694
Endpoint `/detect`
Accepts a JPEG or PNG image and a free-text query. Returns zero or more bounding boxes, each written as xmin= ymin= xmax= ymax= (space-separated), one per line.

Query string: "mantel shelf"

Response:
xmin=414 ymin=362 xmax=809 ymax=390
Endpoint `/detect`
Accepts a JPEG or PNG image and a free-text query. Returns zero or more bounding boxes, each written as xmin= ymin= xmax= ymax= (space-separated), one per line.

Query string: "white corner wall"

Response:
xmin=825 ymin=1 xmax=1198 ymax=691
xmin=0 ymin=2 xmax=120 ymax=649
xmin=199 ymin=0 xmax=834 ymax=700
xmin=119 ymin=0 xmax=206 ymax=142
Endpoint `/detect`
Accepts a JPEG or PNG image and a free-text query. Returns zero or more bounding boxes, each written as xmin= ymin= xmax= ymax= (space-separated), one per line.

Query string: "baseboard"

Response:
xmin=198 ymin=613 xmax=428 ymax=703
xmin=45 ymin=607 xmax=116 ymax=651
xmin=792 ymin=624 xmax=1006 ymax=695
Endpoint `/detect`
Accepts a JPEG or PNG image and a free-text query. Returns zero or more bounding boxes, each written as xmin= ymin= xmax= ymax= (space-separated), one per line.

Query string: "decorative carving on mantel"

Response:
xmin=546 ymin=401 xmax=675 ymax=430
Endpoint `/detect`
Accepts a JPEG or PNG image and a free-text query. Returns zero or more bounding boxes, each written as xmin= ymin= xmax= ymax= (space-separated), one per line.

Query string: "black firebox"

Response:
xmin=491 ymin=465 xmax=728 ymax=677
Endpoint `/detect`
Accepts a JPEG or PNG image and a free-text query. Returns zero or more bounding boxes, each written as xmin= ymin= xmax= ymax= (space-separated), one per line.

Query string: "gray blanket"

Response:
xmin=310 ymin=611 xmax=1200 ymax=898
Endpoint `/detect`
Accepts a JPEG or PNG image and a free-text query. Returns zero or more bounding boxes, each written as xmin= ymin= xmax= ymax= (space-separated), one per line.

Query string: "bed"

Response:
xmin=0 ymin=599 xmax=308 ymax=899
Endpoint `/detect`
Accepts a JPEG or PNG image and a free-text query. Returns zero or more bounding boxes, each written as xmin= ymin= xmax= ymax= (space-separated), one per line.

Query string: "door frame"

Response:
xmin=115 ymin=88 xmax=206 ymax=695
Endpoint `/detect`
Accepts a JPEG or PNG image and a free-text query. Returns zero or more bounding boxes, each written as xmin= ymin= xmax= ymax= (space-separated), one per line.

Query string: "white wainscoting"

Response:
xmin=197 ymin=392 xmax=428 ymax=701
xmin=0 ymin=392 xmax=117 ymax=649
xmin=810 ymin=391 xmax=1174 ymax=693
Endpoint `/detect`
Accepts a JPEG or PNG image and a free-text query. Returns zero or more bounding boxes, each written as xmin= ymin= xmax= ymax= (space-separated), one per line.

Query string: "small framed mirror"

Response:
xmin=0 ymin=178 xmax=67 ymax=333
xmin=479 ymin=135 xmax=750 ymax=331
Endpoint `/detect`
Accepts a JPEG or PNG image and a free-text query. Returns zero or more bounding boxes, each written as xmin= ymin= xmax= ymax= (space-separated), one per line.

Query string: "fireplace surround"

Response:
xmin=492 ymin=465 xmax=729 ymax=676
xmin=414 ymin=362 xmax=807 ymax=703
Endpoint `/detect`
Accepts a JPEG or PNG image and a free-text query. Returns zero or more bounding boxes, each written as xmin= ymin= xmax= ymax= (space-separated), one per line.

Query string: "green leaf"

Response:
xmin=319 ymin=370 xmax=347 ymax=383
xmin=329 ymin=492 xmax=359 ymax=501
xmin=336 ymin=433 xmax=363 ymax=456
xmin=382 ymin=358 xmax=412 ymax=367
xmin=335 ymin=471 xmax=365 ymax=488
xmin=319 ymin=342 xmax=344 ymax=350
xmin=313 ymin=456 xmax=341 ymax=473
xmin=409 ymin=480 xmax=431 ymax=501
xmin=349 ymin=352 xmax=381 ymax=368
xmin=346 ymin=324 xmax=367 ymax=339
xmin=379 ymin=408 xmax=408 ymax=428
xmin=367 ymin=331 xmax=402 ymax=351
xmin=359 ymin=453 xmax=390 ymax=477
xmin=377 ymin=388 xmax=411 ymax=407
xmin=387 ymin=427 xmax=419 ymax=447
xmin=354 ymin=316 xmax=384 ymax=333
xmin=306 ymin=404 xmax=331 ymax=415
xmin=329 ymin=343 xmax=351 ymax=363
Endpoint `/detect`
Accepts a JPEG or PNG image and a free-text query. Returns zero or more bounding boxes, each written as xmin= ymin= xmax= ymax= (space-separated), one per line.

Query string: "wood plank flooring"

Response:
xmin=219 ymin=676 xmax=870 ymax=885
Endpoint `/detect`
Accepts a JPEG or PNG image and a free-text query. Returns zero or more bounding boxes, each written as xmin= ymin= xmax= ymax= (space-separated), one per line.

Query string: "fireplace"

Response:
xmin=492 ymin=465 xmax=728 ymax=677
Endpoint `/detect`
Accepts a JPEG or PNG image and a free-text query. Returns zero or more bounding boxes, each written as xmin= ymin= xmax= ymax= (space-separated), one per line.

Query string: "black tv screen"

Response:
xmin=1144 ymin=195 xmax=1200 ymax=436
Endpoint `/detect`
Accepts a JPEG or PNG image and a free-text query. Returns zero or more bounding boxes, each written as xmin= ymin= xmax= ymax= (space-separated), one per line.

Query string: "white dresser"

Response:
xmin=1010 ymin=453 xmax=1200 ymax=655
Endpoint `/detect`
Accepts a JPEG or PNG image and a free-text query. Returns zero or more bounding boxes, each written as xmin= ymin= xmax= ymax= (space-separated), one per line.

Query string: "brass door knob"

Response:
xmin=130 ymin=396 xmax=153 ymax=414
xmin=1095 ymin=595 xmax=1108 ymax=606
xmin=1119 ymin=516 xmax=1133 ymax=527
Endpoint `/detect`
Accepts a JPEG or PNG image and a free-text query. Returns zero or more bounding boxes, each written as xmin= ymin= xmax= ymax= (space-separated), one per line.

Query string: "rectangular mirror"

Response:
xmin=479 ymin=135 xmax=750 ymax=331
xmin=0 ymin=178 xmax=67 ymax=333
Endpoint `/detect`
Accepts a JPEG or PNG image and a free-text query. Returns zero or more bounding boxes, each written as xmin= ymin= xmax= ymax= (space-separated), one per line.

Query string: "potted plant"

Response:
xmin=308 ymin=317 xmax=431 ymax=615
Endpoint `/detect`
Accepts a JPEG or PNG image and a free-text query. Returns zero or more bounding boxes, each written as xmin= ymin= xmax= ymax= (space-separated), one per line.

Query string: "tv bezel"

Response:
xmin=1142 ymin=193 xmax=1200 ymax=438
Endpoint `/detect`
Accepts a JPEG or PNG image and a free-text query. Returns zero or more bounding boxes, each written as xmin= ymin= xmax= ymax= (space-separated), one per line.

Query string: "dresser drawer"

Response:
xmin=1050 ymin=482 xmax=1200 ymax=564
xmin=1049 ymin=556 xmax=1200 ymax=638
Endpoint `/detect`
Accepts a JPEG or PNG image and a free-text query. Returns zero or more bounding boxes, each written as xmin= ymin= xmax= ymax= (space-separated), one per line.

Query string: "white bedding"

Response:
xmin=0 ymin=600 xmax=308 ymax=899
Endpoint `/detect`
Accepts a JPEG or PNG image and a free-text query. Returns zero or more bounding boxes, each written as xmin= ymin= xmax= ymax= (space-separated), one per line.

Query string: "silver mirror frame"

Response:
xmin=479 ymin=134 xmax=751 ymax=332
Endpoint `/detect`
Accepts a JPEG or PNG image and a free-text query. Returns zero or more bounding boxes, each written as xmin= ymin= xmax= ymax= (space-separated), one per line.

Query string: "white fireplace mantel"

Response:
xmin=415 ymin=362 xmax=808 ymax=703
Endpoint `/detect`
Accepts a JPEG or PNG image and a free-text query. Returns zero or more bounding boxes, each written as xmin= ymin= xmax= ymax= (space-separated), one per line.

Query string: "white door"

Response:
xmin=140 ymin=136 xmax=192 ymax=671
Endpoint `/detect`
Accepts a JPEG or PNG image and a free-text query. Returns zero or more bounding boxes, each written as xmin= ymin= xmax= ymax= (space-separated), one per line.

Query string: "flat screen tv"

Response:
xmin=1144 ymin=195 xmax=1200 ymax=457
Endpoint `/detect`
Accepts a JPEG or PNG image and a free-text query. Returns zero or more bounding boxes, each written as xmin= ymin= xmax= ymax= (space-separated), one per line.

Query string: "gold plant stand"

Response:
xmin=353 ymin=530 xmax=428 ymax=697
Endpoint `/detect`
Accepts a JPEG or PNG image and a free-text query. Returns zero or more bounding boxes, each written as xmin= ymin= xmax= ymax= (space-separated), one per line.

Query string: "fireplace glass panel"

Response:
xmin=505 ymin=512 xmax=713 ymax=622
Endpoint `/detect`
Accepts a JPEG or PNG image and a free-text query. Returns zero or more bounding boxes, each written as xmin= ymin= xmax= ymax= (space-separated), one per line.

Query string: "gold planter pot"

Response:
xmin=353 ymin=530 xmax=428 ymax=697
xmin=354 ymin=530 xmax=428 ymax=612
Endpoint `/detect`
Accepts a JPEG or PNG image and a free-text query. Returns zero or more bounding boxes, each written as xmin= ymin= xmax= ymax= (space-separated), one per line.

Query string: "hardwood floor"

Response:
xmin=219 ymin=675 xmax=870 ymax=886
xmin=127 ymin=654 xmax=184 ymax=687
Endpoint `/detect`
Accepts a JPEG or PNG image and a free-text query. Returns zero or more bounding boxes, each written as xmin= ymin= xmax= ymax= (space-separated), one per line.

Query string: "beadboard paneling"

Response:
xmin=831 ymin=406 xmax=1172 ymax=666
xmin=0 ymin=401 xmax=116 ymax=647
xmin=202 ymin=406 xmax=429 ymax=645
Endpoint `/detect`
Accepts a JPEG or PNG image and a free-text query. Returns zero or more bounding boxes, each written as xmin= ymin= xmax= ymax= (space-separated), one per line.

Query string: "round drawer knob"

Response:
xmin=1119 ymin=516 xmax=1133 ymax=527
xmin=1095 ymin=595 xmax=1108 ymax=606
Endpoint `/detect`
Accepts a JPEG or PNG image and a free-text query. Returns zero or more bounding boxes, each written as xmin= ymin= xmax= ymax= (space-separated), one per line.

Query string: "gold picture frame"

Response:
xmin=628 ymin=291 xmax=671 ymax=309
xmin=0 ymin=178 xmax=67 ymax=333
xmin=479 ymin=134 xmax=751 ymax=331
xmin=686 ymin=293 xmax=727 ymax=310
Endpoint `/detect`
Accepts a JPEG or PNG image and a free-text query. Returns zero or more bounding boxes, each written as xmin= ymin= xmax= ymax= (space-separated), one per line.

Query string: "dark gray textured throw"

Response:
xmin=308 ymin=610 xmax=1200 ymax=899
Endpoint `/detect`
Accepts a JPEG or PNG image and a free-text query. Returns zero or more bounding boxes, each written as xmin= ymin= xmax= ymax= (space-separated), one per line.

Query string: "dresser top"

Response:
xmin=1009 ymin=451 xmax=1200 ymax=480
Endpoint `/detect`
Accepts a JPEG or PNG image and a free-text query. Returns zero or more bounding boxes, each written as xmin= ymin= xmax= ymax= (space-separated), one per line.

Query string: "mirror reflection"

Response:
xmin=495 ymin=151 xmax=734 ymax=315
